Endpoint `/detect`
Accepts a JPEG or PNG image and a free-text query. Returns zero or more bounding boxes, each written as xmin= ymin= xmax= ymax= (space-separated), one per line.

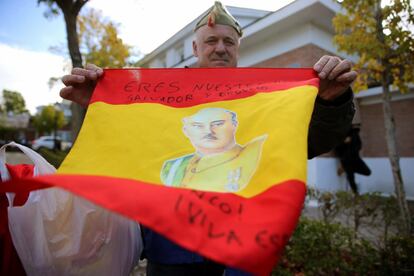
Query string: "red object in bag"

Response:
xmin=0 ymin=164 xmax=34 ymax=276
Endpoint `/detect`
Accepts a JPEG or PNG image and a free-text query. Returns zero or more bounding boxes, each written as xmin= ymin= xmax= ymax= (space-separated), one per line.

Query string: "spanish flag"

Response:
xmin=2 ymin=68 xmax=318 ymax=275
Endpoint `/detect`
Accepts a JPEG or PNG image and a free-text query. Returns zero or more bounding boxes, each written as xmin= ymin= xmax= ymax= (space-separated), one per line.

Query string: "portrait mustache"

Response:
xmin=203 ymin=133 xmax=218 ymax=140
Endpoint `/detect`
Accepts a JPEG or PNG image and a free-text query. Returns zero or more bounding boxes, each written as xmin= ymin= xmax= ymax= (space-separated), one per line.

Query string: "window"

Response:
xmin=176 ymin=44 xmax=185 ymax=63
xmin=159 ymin=55 xmax=167 ymax=68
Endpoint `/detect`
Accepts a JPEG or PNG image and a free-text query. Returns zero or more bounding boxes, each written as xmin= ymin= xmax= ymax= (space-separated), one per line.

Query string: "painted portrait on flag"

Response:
xmin=161 ymin=107 xmax=266 ymax=192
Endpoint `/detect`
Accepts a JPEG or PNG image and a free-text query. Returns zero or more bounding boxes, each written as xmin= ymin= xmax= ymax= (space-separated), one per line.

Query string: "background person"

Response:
xmin=335 ymin=125 xmax=371 ymax=194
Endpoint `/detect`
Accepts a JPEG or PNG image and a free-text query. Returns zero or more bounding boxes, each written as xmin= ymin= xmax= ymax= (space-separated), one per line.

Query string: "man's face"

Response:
xmin=193 ymin=24 xmax=240 ymax=68
xmin=183 ymin=108 xmax=237 ymax=155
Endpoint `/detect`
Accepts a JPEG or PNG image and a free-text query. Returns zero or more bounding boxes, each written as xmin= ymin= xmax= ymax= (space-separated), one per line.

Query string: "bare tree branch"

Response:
xmin=72 ymin=0 xmax=88 ymax=16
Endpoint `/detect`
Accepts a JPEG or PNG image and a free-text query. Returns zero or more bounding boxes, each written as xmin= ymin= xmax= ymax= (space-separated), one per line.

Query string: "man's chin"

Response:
xmin=202 ymin=141 xmax=219 ymax=147
xmin=210 ymin=60 xmax=231 ymax=67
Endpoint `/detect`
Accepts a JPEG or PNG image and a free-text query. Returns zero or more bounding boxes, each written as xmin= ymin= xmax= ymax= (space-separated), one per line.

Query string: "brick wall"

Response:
xmin=252 ymin=44 xmax=337 ymax=68
xmin=252 ymin=43 xmax=414 ymax=158
xmin=359 ymin=98 xmax=414 ymax=157
xmin=252 ymin=44 xmax=341 ymax=158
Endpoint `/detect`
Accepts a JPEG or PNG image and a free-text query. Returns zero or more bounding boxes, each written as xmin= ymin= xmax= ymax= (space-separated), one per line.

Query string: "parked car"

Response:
xmin=31 ymin=136 xmax=72 ymax=151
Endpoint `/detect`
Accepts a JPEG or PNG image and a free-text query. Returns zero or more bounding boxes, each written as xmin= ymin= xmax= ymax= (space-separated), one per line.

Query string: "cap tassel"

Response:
xmin=208 ymin=13 xmax=215 ymax=27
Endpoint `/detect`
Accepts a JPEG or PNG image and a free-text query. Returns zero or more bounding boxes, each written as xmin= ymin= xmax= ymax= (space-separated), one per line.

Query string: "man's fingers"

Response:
xmin=59 ymin=86 xmax=89 ymax=107
xmin=313 ymin=55 xmax=330 ymax=73
xmin=85 ymin=63 xmax=103 ymax=76
xmin=59 ymin=64 xmax=101 ymax=107
xmin=327 ymin=59 xmax=352 ymax=81
xmin=85 ymin=63 xmax=100 ymax=71
xmin=336 ymin=71 xmax=358 ymax=83
xmin=63 ymin=64 xmax=103 ymax=86
xmin=59 ymin=86 xmax=73 ymax=99
xmin=71 ymin=67 xmax=99 ymax=80
xmin=61 ymin=74 xmax=86 ymax=86
xmin=317 ymin=56 xmax=341 ymax=79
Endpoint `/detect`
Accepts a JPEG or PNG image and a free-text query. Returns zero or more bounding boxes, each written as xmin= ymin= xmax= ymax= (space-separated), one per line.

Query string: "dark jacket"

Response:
xmin=308 ymin=90 xmax=354 ymax=158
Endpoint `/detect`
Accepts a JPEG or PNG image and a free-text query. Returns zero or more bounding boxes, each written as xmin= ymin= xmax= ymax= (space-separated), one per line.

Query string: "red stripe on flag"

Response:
xmin=1 ymin=175 xmax=305 ymax=275
xmin=90 ymin=68 xmax=319 ymax=107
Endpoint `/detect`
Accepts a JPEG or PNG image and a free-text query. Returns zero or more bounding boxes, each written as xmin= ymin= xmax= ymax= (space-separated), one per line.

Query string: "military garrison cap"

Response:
xmin=194 ymin=1 xmax=243 ymax=37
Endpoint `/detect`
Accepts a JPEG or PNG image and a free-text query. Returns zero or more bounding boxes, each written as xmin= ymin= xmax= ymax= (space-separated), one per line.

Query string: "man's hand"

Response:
xmin=313 ymin=55 xmax=357 ymax=101
xmin=60 ymin=64 xmax=103 ymax=107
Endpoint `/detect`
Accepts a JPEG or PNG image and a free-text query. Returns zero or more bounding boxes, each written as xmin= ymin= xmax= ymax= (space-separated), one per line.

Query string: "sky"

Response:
xmin=0 ymin=0 xmax=294 ymax=113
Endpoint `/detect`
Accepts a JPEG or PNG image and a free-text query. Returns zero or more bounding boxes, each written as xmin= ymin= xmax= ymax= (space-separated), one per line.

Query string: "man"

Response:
xmin=161 ymin=107 xmax=266 ymax=192
xmin=335 ymin=125 xmax=371 ymax=194
xmin=60 ymin=2 xmax=356 ymax=275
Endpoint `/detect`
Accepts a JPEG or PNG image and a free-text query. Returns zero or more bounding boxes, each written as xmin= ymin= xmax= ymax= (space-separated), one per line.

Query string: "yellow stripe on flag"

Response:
xmin=59 ymin=85 xmax=317 ymax=198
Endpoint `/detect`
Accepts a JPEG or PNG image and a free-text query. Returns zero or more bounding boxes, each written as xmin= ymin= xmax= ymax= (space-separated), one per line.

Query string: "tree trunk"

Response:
xmin=63 ymin=13 xmax=82 ymax=68
xmin=375 ymin=2 xmax=411 ymax=235
xmin=63 ymin=12 xmax=85 ymax=142
xmin=381 ymin=83 xmax=411 ymax=235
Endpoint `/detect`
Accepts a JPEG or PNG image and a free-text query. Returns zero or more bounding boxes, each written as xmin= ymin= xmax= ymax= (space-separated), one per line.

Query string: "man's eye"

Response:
xmin=206 ymin=40 xmax=216 ymax=45
xmin=211 ymin=122 xmax=224 ymax=127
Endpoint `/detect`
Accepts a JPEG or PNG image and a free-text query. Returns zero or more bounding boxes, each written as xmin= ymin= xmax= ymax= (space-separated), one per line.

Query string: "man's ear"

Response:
xmin=182 ymin=125 xmax=190 ymax=138
xmin=182 ymin=118 xmax=189 ymax=138
xmin=192 ymin=40 xmax=198 ymax=57
xmin=231 ymin=124 xmax=238 ymax=136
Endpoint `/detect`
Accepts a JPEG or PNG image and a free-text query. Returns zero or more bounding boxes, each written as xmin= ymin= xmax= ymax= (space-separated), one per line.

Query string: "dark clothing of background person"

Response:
xmin=335 ymin=127 xmax=371 ymax=194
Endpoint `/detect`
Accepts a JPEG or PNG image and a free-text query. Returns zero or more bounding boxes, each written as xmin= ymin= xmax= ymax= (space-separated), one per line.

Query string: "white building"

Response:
xmin=138 ymin=0 xmax=414 ymax=198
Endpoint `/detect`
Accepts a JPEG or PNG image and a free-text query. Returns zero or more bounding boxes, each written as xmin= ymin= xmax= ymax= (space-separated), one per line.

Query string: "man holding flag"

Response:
xmin=60 ymin=1 xmax=356 ymax=275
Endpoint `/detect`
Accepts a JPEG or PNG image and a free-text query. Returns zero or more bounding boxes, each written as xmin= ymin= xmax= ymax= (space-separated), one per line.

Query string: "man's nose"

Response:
xmin=214 ymin=41 xmax=226 ymax=54
xmin=208 ymin=125 xmax=216 ymax=134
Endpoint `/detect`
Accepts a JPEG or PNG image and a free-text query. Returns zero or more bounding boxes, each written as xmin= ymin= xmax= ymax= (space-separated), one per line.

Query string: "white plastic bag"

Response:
xmin=1 ymin=142 xmax=142 ymax=276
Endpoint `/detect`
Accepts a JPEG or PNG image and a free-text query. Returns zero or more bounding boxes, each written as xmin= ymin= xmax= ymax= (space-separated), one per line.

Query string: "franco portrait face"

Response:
xmin=183 ymin=108 xmax=238 ymax=155
xmin=162 ymin=106 xmax=266 ymax=191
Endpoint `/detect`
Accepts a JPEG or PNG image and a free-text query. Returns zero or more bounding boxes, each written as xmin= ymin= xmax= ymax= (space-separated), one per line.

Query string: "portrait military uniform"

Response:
xmin=161 ymin=135 xmax=266 ymax=192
